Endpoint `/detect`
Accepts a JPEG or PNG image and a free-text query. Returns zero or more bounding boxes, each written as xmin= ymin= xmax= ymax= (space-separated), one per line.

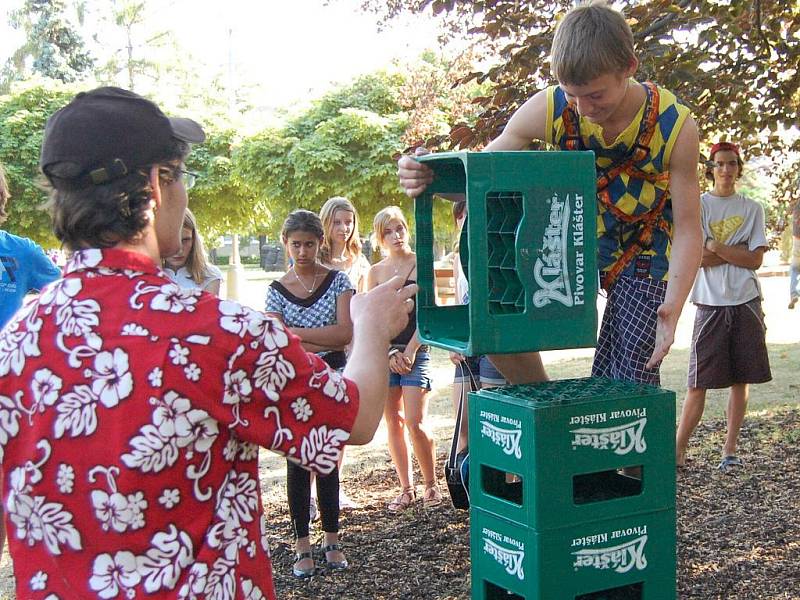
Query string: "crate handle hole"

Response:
xmin=575 ymin=581 xmax=643 ymax=599
xmin=485 ymin=580 xmax=525 ymax=599
xmin=573 ymin=467 xmax=643 ymax=505
xmin=480 ymin=465 xmax=523 ymax=506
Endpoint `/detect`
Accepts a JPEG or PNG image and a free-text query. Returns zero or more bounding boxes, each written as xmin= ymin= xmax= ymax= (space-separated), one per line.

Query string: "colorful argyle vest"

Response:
xmin=545 ymin=81 xmax=690 ymax=284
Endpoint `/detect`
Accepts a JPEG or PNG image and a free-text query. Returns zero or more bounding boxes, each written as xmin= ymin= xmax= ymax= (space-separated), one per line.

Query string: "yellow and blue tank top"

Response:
xmin=545 ymin=80 xmax=690 ymax=281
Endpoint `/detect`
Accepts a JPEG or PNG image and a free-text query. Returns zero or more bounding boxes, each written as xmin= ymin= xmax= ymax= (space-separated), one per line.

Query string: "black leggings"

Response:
xmin=286 ymin=460 xmax=340 ymax=539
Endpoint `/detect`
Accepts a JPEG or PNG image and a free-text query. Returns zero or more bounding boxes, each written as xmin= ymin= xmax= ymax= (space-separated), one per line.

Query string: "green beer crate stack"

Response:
xmin=413 ymin=152 xmax=677 ymax=599
xmin=469 ymin=379 xmax=676 ymax=599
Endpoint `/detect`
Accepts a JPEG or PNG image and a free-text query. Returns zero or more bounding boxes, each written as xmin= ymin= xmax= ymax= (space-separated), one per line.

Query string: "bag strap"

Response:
xmin=447 ymin=359 xmax=478 ymax=469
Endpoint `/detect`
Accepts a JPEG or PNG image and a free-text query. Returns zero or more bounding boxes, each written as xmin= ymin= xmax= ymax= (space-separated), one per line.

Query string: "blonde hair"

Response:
xmin=177 ymin=208 xmax=214 ymax=285
xmin=319 ymin=196 xmax=362 ymax=264
xmin=551 ymin=1 xmax=636 ymax=86
xmin=371 ymin=205 xmax=409 ymax=253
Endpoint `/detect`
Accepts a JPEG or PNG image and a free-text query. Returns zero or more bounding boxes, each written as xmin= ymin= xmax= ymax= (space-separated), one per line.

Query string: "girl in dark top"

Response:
xmin=265 ymin=210 xmax=355 ymax=577
xmin=367 ymin=206 xmax=442 ymax=512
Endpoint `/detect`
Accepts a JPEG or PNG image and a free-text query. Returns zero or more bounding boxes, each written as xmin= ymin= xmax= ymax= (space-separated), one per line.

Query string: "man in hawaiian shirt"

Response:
xmin=0 ymin=87 xmax=416 ymax=599
xmin=0 ymin=163 xmax=63 ymax=559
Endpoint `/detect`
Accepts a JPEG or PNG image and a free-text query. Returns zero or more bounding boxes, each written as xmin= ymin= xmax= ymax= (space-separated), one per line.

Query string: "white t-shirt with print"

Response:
xmin=690 ymin=192 xmax=768 ymax=306
xmin=164 ymin=263 xmax=223 ymax=292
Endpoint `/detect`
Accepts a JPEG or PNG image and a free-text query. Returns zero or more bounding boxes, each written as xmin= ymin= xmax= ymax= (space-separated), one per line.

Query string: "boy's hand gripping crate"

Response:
xmin=414 ymin=151 xmax=597 ymax=356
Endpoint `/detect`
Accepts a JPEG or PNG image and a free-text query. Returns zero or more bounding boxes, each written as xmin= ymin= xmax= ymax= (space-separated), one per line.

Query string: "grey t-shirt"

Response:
xmin=690 ymin=192 xmax=768 ymax=306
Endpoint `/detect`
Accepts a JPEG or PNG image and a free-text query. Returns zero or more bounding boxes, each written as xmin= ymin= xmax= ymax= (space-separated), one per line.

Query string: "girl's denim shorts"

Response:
xmin=389 ymin=349 xmax=432 ymax=390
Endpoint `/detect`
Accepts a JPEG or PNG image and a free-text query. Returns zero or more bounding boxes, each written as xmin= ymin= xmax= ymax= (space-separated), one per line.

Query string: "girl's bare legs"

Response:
xmin=385 ymin=386 xmax=413 ymax=492
xmin=402 ymin=385 xmax=441 ymax=504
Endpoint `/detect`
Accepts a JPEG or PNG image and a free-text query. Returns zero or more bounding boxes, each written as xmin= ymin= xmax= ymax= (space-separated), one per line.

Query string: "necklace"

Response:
xmin=331 ymin=253 xmax=351 ymax=268
xmin=390 ymin=258 xmax=410 ymax=277
xmin=292 ymin=265 xmax=319 ymax=294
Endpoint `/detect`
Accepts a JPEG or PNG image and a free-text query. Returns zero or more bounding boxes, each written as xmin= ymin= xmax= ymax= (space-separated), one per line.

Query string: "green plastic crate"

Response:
xmin=414 ymin=151 xmax=597 ymax=356
xmin=468 ymin=378 xmax=676 ymax=530
xmin=471 ymin=507 xmax=676 ymax=600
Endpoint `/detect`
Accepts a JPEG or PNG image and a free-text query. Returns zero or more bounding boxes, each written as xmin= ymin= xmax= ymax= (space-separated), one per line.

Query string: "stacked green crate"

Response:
xmin=469 ymin=378 xmax=676 ymax=599
xmin=414 ymin=151 xmax=597 ymax=356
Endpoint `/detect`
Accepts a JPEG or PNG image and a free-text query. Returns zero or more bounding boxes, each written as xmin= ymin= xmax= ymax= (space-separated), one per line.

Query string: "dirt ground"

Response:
xmin=0 ymin=272 xmax=797 ymax=598
xmin=1 ymin=411 xmax=798 ymax=599
xmin=256 ymin=408 xmax=800 ymax=600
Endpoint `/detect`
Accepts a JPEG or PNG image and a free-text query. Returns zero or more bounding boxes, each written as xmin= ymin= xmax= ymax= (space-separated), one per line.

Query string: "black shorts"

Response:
xmin=687 ymin=297 xmax=772 ymax=389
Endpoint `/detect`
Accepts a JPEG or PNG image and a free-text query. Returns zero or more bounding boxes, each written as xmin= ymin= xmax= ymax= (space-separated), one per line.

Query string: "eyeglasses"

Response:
xmin=711 ymin=160 xmax=739 ymax=169
xmin=179 ymin=169 xmax=199 ymax=190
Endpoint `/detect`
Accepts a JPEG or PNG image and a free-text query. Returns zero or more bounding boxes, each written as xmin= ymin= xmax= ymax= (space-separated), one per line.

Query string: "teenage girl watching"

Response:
xmin=318 ymin=196 xmax=371 ymax=512
xmin=367 ymin=206 xmax=442 ymax=511
xmin=163 ymin=208 xmax=223 ymax=296
xmin=266 ymin=209 xmax=355 ymax=578
xmin=320 ymin=196 xmax=371 ymax=293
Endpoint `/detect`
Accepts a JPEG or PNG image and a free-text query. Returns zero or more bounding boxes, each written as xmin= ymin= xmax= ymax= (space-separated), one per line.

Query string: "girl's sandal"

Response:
xmin=387 ymin=487 xmax=416 ymax=512
xmin=292 ymin=551 xmax=315 ymax=579
xmin=321 ymin=543 xmax=349 ymax=570
xmin=422 ymin=483 xmax=443 ymax=508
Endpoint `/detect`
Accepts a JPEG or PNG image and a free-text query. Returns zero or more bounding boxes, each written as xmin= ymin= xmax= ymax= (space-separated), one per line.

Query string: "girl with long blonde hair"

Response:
xmin=367 ymin=206 xmax=442 ymax=512
xmin=163 ymin=208 xmax=223 ymax=296
xmin=319 ymin=196 xmax=371 ymax=292
xmin=316 ymin=196 xmax=370 ymax=511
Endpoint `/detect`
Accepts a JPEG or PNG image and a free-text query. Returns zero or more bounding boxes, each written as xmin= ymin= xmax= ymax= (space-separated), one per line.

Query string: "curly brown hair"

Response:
xmin=45 ymin=139 xmax=189 ymax=250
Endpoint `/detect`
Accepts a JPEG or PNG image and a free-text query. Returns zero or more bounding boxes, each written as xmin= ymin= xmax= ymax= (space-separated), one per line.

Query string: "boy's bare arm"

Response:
xmin=646 ymin=116 xmax=703 ymax=369
xmin=700 ymin=246 xmax=726 ymax=268
xmin=398 ymin=89 xmax=549 ymax=197
xmin=706 ymin=240 xmax=765 ymax=270
xmin=485 ymin=90 xmax=549 ymax=151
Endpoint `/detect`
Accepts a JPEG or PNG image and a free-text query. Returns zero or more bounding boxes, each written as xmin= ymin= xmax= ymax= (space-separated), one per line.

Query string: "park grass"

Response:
xmin=426 ymin=340 xmax=800 ymax=424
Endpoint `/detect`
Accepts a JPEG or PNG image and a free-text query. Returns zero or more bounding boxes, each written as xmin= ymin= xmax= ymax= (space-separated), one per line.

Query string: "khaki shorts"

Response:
xmin=687 ymin=297 xmax=772 ymax=389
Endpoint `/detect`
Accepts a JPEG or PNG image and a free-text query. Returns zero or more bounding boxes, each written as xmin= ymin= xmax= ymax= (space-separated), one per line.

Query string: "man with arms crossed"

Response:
xmin=675 ymin=141 xmax=771 ymax=472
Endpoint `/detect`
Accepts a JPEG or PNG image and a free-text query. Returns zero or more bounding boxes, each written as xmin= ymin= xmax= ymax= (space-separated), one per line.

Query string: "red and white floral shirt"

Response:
xmin=0 ymin=248 xmax=359 ymax=599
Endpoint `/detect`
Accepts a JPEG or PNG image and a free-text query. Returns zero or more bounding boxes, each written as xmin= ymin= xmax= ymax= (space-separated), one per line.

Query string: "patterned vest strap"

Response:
xmin=560 ymin=82 xmax=672 ymax=290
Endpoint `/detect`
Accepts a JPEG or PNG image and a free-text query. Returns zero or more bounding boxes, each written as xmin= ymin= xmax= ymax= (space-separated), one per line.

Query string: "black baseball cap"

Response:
xmin=40 ymin=86 xmax=206 ymax=190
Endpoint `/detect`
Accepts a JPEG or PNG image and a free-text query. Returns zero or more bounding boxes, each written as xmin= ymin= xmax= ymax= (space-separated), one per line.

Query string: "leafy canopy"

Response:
xmin=363 ymin=0 xmax=800 ymax=234
xmin=2 ymin=0 xmax=94 ymax=92
xmin=0 ymin=82 xmax=76 ymax=245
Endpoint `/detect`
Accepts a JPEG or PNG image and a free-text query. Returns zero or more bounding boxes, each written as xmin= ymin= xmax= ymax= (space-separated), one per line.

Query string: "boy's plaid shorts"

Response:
xmin=592 ymin=275 xmax=667 ymax=385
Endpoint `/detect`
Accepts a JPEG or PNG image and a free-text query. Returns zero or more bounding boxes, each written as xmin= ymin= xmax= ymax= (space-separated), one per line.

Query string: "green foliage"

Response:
xmin=363 ymin=0 xmax=800 ymax=238
xmin=0 ymin=43 xmax=481 ymax=250
xmin=0 ymin=82 xmax=75 ymax=245
xmin=3 ymin=0 xmax=94 ymax=91
xmin=185 ymin=126 xmax=268 ymax=242
xmin=287 ymin=71 xmax=405 ymax=138
xmin=235 ymin=73 xmax=413 ymax=239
